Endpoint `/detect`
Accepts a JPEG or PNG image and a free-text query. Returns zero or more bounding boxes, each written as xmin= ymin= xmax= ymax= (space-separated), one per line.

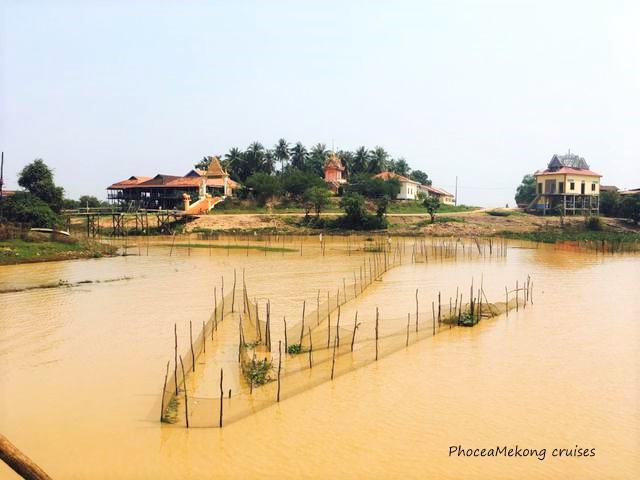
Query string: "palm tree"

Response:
xmin=290 ymin=142 xmax=308 ymax=171
xmin=352 ymin=147 xmax=370 ymax=175
xmin=244 ymin=142 xmax=265 ymax=179
xmin=224 ymin=147 xmax=244 ymax=181
xmin=337 ymin=150 xmax=354 ymax=178
xmin=367 ymin=146 xmax=389 ymax=174
xmin=274 ymin=138 xmax=290 ymax=173
xmin=308 ymin=143 xmax=328 ymax=176
xmin=392 ymin=158 xmax=410 ymax=176
xmin=263 ymin=149 xmax=276 ymax=175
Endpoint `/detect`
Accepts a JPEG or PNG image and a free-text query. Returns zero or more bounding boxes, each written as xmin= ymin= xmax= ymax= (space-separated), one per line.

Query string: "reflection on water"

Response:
xmin=0 ymin=237 xmax=638 ymax=479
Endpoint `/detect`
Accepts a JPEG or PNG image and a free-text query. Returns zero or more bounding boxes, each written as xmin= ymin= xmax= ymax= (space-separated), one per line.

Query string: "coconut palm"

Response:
xmin=290 ymin=142 xmax=308 ymax=171
xmin=392 ymin=158 xmax=410 ymax=177
xmin=263 ymin=149 xmax=276 ymax=175
xmin=367 ymin=146 xmax=389 ymax=174
xmin=244 ymin=142 xmax=266 ymax=179
xmin=224 ymin=147 xmax=245 ymax=181
xmin=352 ymin=147 xmax=370 ymax=175
xmin=308 ymin=143 xmax=328 ymax=176
xmin=274 ymin=138 xmax=290 ymax=173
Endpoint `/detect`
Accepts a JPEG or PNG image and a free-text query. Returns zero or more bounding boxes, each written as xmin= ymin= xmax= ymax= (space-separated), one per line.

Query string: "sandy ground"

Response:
xmin=186 ymin=210 xmax=635 ymax=236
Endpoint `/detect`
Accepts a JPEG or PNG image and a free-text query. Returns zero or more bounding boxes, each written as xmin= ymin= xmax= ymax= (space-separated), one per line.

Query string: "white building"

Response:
xmin=374 ymin=172 xmax=421 ymax=200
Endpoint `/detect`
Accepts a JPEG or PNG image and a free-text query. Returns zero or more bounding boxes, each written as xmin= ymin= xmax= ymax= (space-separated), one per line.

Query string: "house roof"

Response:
xmin=535 ymin=167 xmax=602 ymax=177
xmin=421 ymin=185 xmax=454 ymax=197
xmin=324 ymin=153 xmax=345 ymax=171
xmin=620 ymin=188 xmax=640 ymax=195
xmin=205 ymin=156 xmax=227 ymax=177
xmin=599 ymin=185 xmax=619 ymax=192
xmin=374 ymin=171 xmax=419 ymax=184
xmin=548 ymin=153 xmax=590 ymax=170
xmin=107 ymin=176 xmax=153 ymax=189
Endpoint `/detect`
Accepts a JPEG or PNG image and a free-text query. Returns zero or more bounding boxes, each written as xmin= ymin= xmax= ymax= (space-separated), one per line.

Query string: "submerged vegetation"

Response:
xmin=286 ymin=343 xmax=303 ymax=355
xmin=242 ymin=357 xmax=273 ymax=386
xmin=499 ymin=228 xmax=640 ymax=245
xmin=0 ymin=237 xmax=116 ymax=265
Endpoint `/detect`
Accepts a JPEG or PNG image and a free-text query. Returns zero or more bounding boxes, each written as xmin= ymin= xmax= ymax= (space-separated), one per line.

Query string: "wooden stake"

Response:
xmin=179 ymin=355 xmax=189 ymax=428
xmin=406 ymin=313 xmax=410 ymax=347
xmin=415 ymin=288 xmax=419 ymax=332
xmin=277 ymin=341 xmax=282 ymax=402
xmin=299 ymin=300 xmax=306 ymax=345
xmin=174 ymin=323 xmax=178 ymax=395
xmin=0 ymin=433 xmax=52 ymax=480
xmin=219 ymin=368 xmax=224 ymax=428
xmin=308 ymin=326 xmax=313 ymax=368
xmin=331 ymin=336 xmax=338 ymax=379
xmin=232 ymin=269 xmax=236 ymax=313
xmin=350 ymin=312 xmax=359 ymax=352
xmin=160 ymin=360 xmax=169 ymax=422
xmin=189 ymin=320 xmax=195 ymax=372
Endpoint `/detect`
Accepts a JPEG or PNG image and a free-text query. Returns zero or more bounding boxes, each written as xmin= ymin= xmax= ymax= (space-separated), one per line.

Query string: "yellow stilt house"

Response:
xmin=530 ymin=152 xmax=602 ymax=215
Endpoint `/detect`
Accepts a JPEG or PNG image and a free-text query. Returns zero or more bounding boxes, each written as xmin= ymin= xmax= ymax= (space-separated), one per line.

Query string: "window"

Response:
xmin=591 ymin=183 xmax=596 ymax=192
xmin=570 ymin=182 xmax=575 ymax=190
xmin=559 ymin=182 xmax=564 ymax=193
xmin=537 ymin=183 xmax=542 ymax=194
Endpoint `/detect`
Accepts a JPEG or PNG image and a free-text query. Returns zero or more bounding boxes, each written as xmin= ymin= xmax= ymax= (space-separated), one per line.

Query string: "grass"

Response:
xmin=414 ymin=216 xmax=466 ymax=228
xmin=0 ymin=238 xmax=116 ymax=265
xmin=286 ymin=343 xmax=304 ymax=355
xmin=168 ymin=243 xmax=297 ymax=253
xmin=499 ymin=229 xmax=640 ymax=244
xmin=387 ymin=203 xmax=478 ymax=214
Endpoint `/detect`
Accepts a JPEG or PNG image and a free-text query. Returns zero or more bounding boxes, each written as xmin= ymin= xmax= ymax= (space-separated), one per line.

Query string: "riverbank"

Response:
xmin=0 ymin=238 xmax=117 ymax=265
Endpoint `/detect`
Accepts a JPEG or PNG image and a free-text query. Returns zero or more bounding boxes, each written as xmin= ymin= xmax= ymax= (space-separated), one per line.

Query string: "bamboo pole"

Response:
xmin=174 ymin=324 xmax=178 ymax=395
xmin=189 ymin=320 xmax=195 ymax=372
xmin=283 ymin=317 xmax=288 ymax=352
xmin=308 ymin=326 xmax=313 ymax=368
xmin=375 ymin=307 xmax=379 ymax=361
xmin=0 ymin=434 xmax=52 ymax=480
xmin=232 ymin=269 xmax=236 ymax=313
xmin=331 ymin=336 xmax=338 ymax=380
xmin=179 ymin=355 xmax=189 ymax=428
xmin=219 ymin=369 xmax=224 ymax=427
xmin=432 ymin=301 xmax=436 ymax=335
xmin=160 ymin=360 xmax=169 ymax=422
xmin=336 ymin=305 xmax=341 ymax=347
xmin=299 ymin=300 xmax=306 ymax=345
xmin=350 ymin=312 xmax=359 ymax=352
xmin=277 ymin=341 xmax=282 ymax=402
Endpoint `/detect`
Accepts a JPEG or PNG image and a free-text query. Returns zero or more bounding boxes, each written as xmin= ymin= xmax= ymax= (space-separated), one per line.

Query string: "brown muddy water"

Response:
xmin=0 ymin=236 xmax=638 ymax=479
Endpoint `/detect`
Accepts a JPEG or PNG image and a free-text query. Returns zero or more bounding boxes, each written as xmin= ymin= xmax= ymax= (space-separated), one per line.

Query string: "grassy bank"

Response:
xmin=499 ymin=229 xmax=640 ymax=244
xmin=0 ymin=238 xmax=116 ymax=265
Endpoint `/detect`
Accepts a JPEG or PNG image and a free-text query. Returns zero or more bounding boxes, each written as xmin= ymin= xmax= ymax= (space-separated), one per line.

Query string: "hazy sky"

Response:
xmin=1 ymin=0 xmax=638 ymax=206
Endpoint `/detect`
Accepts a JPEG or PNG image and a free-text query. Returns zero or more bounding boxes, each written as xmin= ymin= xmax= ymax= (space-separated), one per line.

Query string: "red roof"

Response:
xmin=374 ymin=171 xmax=418 ymax=184
xmin=107 ymin=176 xmax=152 ymax=189
xmin=535 ymin=167 xmax=602 ymax=177
xmin=421 ymin=185 xmax=454 ymax=197
xmin=108 ymin=173 xmax=238 ymax=190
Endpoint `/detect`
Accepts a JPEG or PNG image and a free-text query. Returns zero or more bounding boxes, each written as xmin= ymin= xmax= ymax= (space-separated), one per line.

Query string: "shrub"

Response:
xmin=287 ymin=343 xmax=303 ymax=355
xmin=585 ymin=216 xmax=603 ymax=231
xmin=0 ymin=192 xmax=60 ymax=228
xmin=245 ymin=173 xmax=281 ymax=206
xmin=243 ymin=357 xmax=273 ymax=386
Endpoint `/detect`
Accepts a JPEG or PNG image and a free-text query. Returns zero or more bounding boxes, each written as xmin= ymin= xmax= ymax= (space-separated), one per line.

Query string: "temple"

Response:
xmin=323 ymin=153 xmax=347 ymax=193
xmin=107 ymin=156 xmax=239 ymax=212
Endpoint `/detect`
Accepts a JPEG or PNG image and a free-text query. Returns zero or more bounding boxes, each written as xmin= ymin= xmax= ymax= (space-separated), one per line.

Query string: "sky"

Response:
xmin=1 ymin=0 xmax=638 ymax=206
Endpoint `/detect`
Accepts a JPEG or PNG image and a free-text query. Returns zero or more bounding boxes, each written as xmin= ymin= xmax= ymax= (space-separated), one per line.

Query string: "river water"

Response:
xmin=0 ymin=236 xmax=638 ymax=479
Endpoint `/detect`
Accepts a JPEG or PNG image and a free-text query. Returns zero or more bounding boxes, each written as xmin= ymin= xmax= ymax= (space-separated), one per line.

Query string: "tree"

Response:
xmin=290 ymin=142 xmax=308 ymax=171
xmin=346 ymin=173 xmax=400 ymax=199
xmin=410 ymin=169 xmax=431 ymax=186
xmin=367 ymin=147 xmax=389 ymax=174
xmin=619 ymin=195 xmax=640 ymax=224
xmin=263 ymin=149 xmax=276 ymax=175
xmin=352 ymin=147 xmax=370 ymax=175
xmin=282 ymin=169 xmax=325 ymax=199
xmin=78 ymin=195 xmax=103 ymax=209
xmin=391 ymin=158 xmax=410 ymax=177
xmin=307 ymin=143 xmax=328 ymax=177
xmin=423 ymin=196 xmax=441 ymax=223
xmin=303 ymin=186 xmax=331 ymax=217
xmin=18 ymin=159 xmax=64 ymax=213
xmin=515 ymin=174 xmax=537 ymax=205
xmin=0 ymin=191 xmax=60 ymax=227
xmin=339 ymin=192 xmax=367 ymax=224
xmin=245 ymin=173 xmax=281 ymax=206
xmin=224 ymin=148 xmax=245 ymax=181
xmin=244 ymin=142 xmax=266 ymax=179
xmin=194 ymin=156 xmax=211 ymax=170
xmin=600 ymin=191 xmax=620 ymax=217
xmin=337 ymin=150 xmax=354 ymax=178
xmin=274 ymin=139 xmax=290 ymax=173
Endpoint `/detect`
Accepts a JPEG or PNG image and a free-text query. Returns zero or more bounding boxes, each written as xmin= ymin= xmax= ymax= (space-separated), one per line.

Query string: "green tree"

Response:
xmin=307 ymin=143 xmax=328 ymax=177
xmin=282 ymin=169 xmax=325 ymax=199
xmin=515 ymin=174 xmax=537 ymax=205
xmin=78 ymin=195 xmax=103 ymax=209
xmin=337 ymin=150 xmax=354 ymax=178
xmin=619 ymin=195 xmax=640 ymax=224
xmin=391 ymin=158 xmax=410 ymax=177
xmin=346 ymin=174 xmax=400 ymax=199
xmin=410 ymin=169 xmax=431 ymax=185
xmin=303 ymin=186 xmax=331 ymax=217
xmin=0 ymin=191 xmax=60 ymax=227
xmin=423 ymin=196 xmax=441 ymax=223
xmin=224 ymin=147 xmax=245 ymax=181
xmin=194 ymin=156 xmax=211 ymax=170
xmin=274 ymin=139 xmax=290 ymax=173
xmin=599 ymin=190 xmax=620 ymax=217
xmin=351 ymin=147 xmax=370 ymax=175
xmin=339 ymin=192 xmax=367 ymax=223
xmin=245 ymin=173 xmax=281 ymax=206
xmin=18 ymin=159 xmax=64 ymax=213
xmin=244 ymin=142 xmax=266 ymax=179
xmin=367 ymin=147 xmax=389 ymax=174
xmin=263 ymin=149 xmax=276 ymax=175
xmin=290 ymin=142 xmax=308 ymax=171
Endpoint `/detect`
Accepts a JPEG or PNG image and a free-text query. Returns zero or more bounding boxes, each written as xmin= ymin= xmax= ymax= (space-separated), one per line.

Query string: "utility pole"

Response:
xmin=0 ymin=152 xmax=4 ymax=200
xmin=454 ymin=175 xmax=458 ymax=206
